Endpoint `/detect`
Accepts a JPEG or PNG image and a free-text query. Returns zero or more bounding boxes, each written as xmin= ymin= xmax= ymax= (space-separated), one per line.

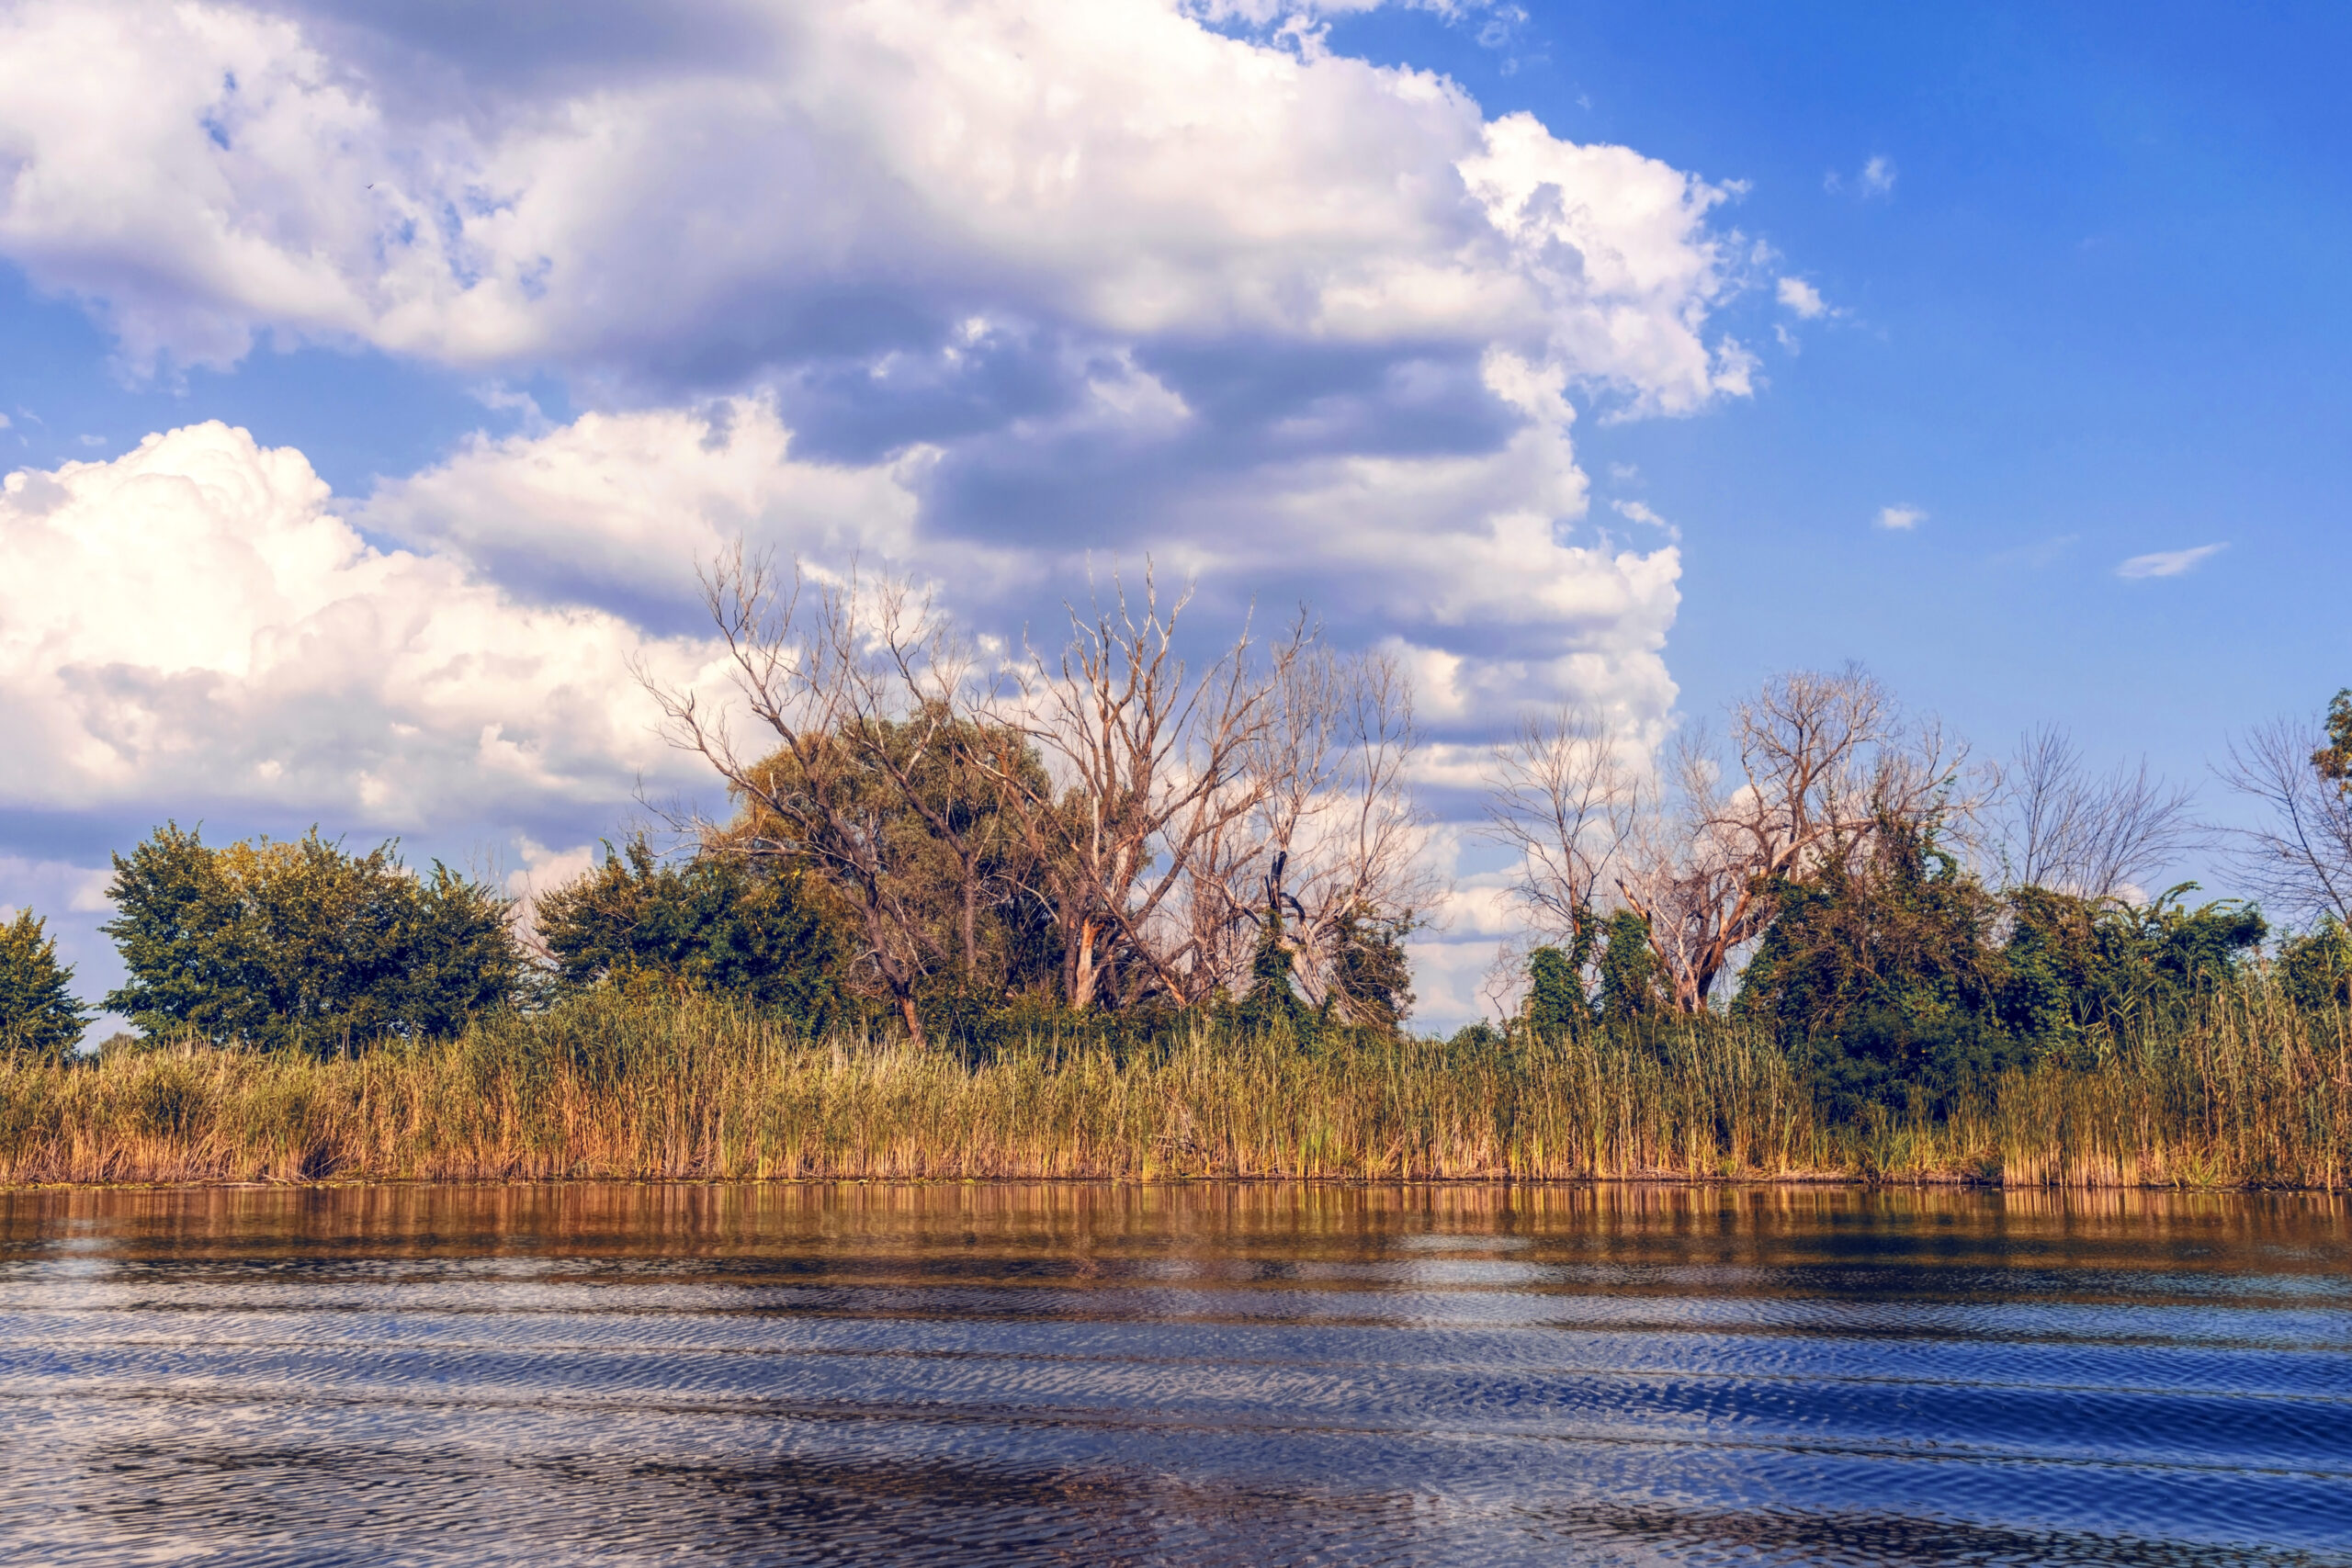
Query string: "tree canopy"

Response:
xmin=0 ymin=910 xmax=91 ymax=1061
xmin=102 ymin=824 xmax=523 ymax=1053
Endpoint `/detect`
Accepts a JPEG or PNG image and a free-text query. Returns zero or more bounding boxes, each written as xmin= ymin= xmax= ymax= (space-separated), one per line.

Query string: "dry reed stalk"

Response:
xmin=0 ymin=989 xmax=2344 ymax=1188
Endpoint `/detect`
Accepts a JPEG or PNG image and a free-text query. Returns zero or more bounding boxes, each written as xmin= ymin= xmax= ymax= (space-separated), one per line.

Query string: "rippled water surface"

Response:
xmin=0 ymin=1182 xmax=2346 ymax=1565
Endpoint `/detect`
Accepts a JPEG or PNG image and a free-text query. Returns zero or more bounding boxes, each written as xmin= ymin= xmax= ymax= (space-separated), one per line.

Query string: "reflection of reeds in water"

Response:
xmin=0 ymin=990 xmax=2345 ymax=1188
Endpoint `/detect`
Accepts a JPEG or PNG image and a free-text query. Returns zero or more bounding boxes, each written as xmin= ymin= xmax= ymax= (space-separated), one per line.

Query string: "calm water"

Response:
xmin=0 ymin=1183 xmax=2345 ymax=1565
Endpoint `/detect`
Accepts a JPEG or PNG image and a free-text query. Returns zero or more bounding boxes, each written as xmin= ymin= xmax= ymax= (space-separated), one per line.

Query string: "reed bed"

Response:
xmin=1 ymin=988 xmax=2345 ymax=1188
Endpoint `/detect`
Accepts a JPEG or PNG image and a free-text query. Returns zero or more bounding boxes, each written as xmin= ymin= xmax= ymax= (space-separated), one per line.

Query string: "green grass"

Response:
xmin=2 ymin=986 xmax=2346 ymax=1187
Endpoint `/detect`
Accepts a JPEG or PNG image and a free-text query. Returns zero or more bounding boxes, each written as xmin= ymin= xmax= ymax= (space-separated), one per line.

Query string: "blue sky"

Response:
xmin=1 ymin=0 xmax=2345 ymax=1023
xmin=1329 ymin=1 xmax=2352 ymax=794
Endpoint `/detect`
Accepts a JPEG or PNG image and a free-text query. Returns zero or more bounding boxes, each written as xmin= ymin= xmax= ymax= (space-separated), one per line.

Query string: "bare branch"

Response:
xmin=2219 ymin=716 xmax=2352 ymax=928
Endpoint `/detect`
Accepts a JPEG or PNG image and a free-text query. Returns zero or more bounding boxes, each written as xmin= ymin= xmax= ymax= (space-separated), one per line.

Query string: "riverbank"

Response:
xmin=1 ymin=994 xmax=2344 ymax=1189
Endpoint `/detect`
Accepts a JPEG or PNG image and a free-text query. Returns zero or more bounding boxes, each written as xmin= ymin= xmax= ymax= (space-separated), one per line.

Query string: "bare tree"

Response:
xmin=985 ymin=570 xmax=1304 ymax=1010
xmin=1246 ymin=643 xmax=1442 ymax=1021
xmin=1989 ymin=726 xmax=2199 ymax=899
xmin=635 ymin=547 xmax=992 ymax=1044
xmin=1613 ymin=666 xmax=1965 ymax=1011
xmin=1478 ymin=705 xmax=1643 ymax=953
xmin=2219 ymin=716 xmax=2352 ymax=928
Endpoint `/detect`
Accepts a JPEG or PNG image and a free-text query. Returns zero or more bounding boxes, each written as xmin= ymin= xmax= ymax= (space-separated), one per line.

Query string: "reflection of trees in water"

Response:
xmin=0 ymin=1180 xmax=2345 ymax=1292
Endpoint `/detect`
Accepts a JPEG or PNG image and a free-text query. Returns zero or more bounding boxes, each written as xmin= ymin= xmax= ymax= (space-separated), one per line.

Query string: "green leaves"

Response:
xmin=0 ymin=909 xmax=92 ymax=1061
xmin=100 ymin=823 xmax=523 ymax=1053
xmin=534 ymin=836 xmax=856 ymax=1030
xmin=2313 ymin=688 xmax=2352 ymax=795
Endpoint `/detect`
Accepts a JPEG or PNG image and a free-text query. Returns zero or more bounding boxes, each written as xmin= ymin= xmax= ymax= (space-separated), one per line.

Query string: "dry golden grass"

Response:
xmin=1 ymin=987 xmax=2344 ymax=1188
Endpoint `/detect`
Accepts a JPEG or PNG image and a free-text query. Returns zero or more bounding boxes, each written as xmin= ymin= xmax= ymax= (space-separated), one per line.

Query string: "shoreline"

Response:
xmin=3 ymin=1168 xmax=2338 ymax=1193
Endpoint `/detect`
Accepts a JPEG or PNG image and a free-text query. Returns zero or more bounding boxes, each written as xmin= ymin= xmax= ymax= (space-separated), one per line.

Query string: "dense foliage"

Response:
xmin=534 ymin=837 xmax=859 ymax=1029
xmin=101 ymin=824 xmax=523 ymax=1055
xmin=0 ymin=910 xmax=91 ymax=1060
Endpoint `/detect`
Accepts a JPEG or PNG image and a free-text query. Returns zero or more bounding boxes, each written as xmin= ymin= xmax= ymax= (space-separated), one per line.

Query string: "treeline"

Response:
xmin=6 ymin=557 xmax=2352 ymax=1147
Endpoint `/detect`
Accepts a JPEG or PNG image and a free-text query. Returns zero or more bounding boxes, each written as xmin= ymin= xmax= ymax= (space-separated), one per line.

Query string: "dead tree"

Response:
xmin=1614 ymin=666 xmax=1963 ymax=1011
xmin=636 ymin=547 xmax=989 ymax=1044
xmin=987 ymin=571 xmax=1302 ymax=1010
xmin=2219 ymin=716 xmax=2352 ymax=927
xmin=1243 ymin=643 xmax=1440 ymax=1021
xmin=1990 ymin=726 xmax=2199 ymax=899
xmin=1479 ymin=704 xmax=1644 ymax=955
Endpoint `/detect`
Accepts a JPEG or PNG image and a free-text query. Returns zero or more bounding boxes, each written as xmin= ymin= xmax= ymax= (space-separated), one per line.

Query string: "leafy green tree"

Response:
xmin=1594 ymin=910 xmax=1663 ymax=1022
xmin=1999 ymin=884 xmax=2265 ymax=1047
xmin=102 ymin=824 xmax=523 ymax=1053
xmin=535 ymin=837 xmax=857 ymax=1028
xmin=719 ymin=708 xmax=1065 ymax=1035
xmin=2278 ymin=917 xmax=2352 ymax=1011
xmin=1523 ymin=945 xmax=1583 ymax=1039
xmin=1736 ymin=816 xmax=2014 ymax=1123
xmin=1237 ymin=897 xmax=1310 ymax=1036
xmin=0 ymin=909 xmax=92 ymax=1060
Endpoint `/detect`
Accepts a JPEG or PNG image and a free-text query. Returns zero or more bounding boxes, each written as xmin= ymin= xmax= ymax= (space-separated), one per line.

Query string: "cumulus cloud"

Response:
xmin=1776 ymin=276 xmax=1829 ymax=320
xmin=356 ymin=398 xmax=949 ymax=619
xmin=0 ymin=0 xmax=1747 ymax=416
xmin=2117 ymin=543 xmax=2225 ymax=580
xmin=0 ymin=423 xmax=714 ymax=834
xmin=1876 ymin=504 xmax=1927 ymax=531
xmin=0 ymin=0 xmax=1775 ymax=1027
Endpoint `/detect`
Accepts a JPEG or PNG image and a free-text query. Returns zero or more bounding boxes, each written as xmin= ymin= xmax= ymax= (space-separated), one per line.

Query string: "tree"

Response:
xmin=641 ymin=551 xmax=1071 ymax=1043
xmin=1479 ymin=704 xmax=1643 ymax=997
xmin=102 ymin=824 xmax=523 ymax=1053
xmin=2221 ymin=710 xmax=2352 ymax=927
xmin=1735 ymin=815 xmax=2011 ymax=1124
xmin=1616 ymin=666 xmax=1966 ymax=1012
xmin=0 ymin=910 xmax=91 ymax=1060
xmin=535 ymin=836 xmax=857 ymax=1026
xmin=1318 ymin=901 xmax=1417 ymax=1033
xmin=989 ymin=570 xmax=1306 ymax=1011
xmin=1232 ymin=642 xmax=1435 ymax=1025
xmin=1593 ymin=910 xmax=1663 ymax=1022
xmin=1999 ymin=884 xmax=2264 ymax=1047
xmin=1236 ymin=895 xmax=1311 ymax=1036
xmin=1988 ymin=726 xmax=2199 ymax=898
xmin=2312 ymin=688 xmax=2352 ymax=792
xmin=1523 ymin=945 xmax=1583 ymax=1038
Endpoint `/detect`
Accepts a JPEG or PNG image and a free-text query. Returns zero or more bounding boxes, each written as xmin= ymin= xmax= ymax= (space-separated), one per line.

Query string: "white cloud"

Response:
xmin=0 ymin=423 xmax=714 ymax=829
xmin=2116 ymin=542 xmax=2226 ymax=580
xmin=0 ymin=0 xmax=1781 ymax=1031
xmin=0 ymin=0 xmax=1746 ymax=417
xmin=1876 ymin=504 xmax=1927 ymax=531
xmin=357 ymin=397 xmax=953 ymax=613
xmin=1609 ymin=498 xmax=1677 ymax=539
xmin=1826 ymin=154 xmax=1897 ymax=198
xmin=1776 ymin=276 xmax=1829 ymax=319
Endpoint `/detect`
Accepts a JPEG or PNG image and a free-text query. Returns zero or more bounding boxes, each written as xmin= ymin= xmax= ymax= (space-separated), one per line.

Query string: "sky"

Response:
xmin=2 ymin=0 xmax=2346 ymax=1029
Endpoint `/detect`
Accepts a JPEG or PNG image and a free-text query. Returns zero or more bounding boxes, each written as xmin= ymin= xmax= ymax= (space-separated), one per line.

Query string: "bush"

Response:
xmin=533 ymin=836 xmax=860 ymax=1032
xmin=101 ymin=823 xmax=523 ymax=1054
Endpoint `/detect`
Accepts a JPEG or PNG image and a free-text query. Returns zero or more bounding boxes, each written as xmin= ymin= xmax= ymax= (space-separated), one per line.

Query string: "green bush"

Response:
xmin=101 ymin=823 xmax=523 ymax=1054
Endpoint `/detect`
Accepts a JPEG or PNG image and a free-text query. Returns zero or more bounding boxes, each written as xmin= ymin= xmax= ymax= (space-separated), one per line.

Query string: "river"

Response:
xmin=0 ymin=1182 xmax=2344 ymax=1564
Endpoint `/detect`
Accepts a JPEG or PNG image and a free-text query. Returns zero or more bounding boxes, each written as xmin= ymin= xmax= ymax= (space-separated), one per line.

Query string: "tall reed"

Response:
xmin=1 ymin=987 xmax=2344 ymax=1187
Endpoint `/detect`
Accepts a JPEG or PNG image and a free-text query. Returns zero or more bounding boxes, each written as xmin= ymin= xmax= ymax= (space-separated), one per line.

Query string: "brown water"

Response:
xmin=0 ymin=1182 xmax=2345 ymax=1565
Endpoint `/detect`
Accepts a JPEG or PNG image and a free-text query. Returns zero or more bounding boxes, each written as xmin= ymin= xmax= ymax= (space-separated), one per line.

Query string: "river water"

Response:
xmin=0 ymin=1182 xmax=2344 ymax=1565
